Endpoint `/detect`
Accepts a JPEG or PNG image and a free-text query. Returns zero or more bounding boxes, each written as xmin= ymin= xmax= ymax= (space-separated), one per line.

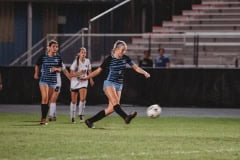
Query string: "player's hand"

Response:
xmin=34 ymin=73 xmax=39 ymax=80
xmin=144 ymin=71 xmax=150 ymax=79
xmin=76 ymin=71 xmax=85 ymax=77
xmin=80 ymin=76 xmax=89 ymax=80
xmin=66 ymin=74 xmax=71 ymax=80
xmin=90 ymin=79 xmax=94 ymax=86
xmin=51 ymin=67 xmax=61 ymax=72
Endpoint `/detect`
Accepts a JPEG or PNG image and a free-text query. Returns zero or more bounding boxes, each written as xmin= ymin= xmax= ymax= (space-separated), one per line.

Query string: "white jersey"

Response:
xmin=56 ymin=63 xmax=66 ymax=87
xmin=70 ymin=58 xmax=91 ymax=89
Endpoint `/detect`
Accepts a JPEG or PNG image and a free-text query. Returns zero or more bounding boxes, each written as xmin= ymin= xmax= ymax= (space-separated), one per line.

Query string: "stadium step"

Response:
xmin=128 ymin=0 xmax=240 ymax=66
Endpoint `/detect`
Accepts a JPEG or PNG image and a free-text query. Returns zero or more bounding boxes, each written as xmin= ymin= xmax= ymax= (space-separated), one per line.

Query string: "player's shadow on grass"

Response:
xmin=12 ymin=124 xmax=43 ymax=126
xmin=92 ymin=126 xmax=128 ymax=130
xmin=91 ymin=127 xmax=107 ymax=130
xmin=11 ymin=120 xmax=45 ymax=126
xmin=55 ymin=122 xmax=108 ymax=129
xmin=23 ymin=120 xmax=40 ymax=123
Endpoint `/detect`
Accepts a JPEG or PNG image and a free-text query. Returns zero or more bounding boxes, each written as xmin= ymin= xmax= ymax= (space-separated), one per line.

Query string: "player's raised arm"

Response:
xmin=81 ymin=67 xmax=102 ymax=80
xmin=131 ymin=64 xmax=150 ymax=78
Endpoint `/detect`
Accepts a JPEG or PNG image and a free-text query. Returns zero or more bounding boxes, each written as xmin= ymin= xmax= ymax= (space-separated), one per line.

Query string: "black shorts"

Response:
xmin=70 ymin=87 xmax=87 ymax=93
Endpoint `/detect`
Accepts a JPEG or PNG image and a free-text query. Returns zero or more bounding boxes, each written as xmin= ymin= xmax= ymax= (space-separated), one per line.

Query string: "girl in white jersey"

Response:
xmin=69 ymin=47 xmax=94 ymax=123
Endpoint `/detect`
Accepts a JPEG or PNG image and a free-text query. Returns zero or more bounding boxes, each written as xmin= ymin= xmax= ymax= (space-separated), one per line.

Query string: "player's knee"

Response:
xmin=79 ymin=98 xmax=86 ymax=102
xmin=41 ymin=99 xmax=48 ymax=104
xmin=105 ymin=107 xmax=114 ymax=115
xmin=71 ymin=100 xmax=77 ymax=104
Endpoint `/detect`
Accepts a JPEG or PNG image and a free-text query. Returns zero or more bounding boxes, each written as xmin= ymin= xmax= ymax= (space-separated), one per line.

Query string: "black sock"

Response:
xmin=113 ymin=104 xmax=127 ymax=119
xmin=41 ymin=104 xmax=44 ymax=119
xmin=88 ymin=110 xmax=106 ymax=123
xmin=41 ymin=104 xmax=49 ymax=119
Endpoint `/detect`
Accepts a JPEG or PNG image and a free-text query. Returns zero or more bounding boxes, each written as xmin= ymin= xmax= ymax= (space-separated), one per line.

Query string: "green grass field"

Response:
xmin=0 ymin=113 xmax=240 ymax=160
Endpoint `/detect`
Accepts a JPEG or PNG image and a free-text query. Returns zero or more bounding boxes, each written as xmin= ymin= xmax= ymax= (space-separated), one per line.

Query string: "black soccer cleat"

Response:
xmin=125 ymin=112 xmax=137 ymax=124
xmin=48 ymin=116 xmax=56 ymax=122
xmin=71 ymin=118 xmax=76 ymax=124
xmin=79 ymin=115 xmax=84 ymax=123
xmin=85 ymin=119 xmax=94 ymax=128
xmin=48 ymin=117 xmax=53 ymax=122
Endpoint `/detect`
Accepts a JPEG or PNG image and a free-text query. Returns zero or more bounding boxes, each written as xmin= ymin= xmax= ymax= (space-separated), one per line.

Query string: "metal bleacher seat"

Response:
xmin=127 ymin=0 xmax=240 ymax=67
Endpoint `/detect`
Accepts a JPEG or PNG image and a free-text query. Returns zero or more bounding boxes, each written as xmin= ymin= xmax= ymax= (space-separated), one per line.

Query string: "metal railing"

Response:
xmin=88 ymin=0 xmax=131 ymax=59
xmin=9 ymin=37 xmax=47 ymax=66
xmin=9 ymin=32 xmax=240 ymax=68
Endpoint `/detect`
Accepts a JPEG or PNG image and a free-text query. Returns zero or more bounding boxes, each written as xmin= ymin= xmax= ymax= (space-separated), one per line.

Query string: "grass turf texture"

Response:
xmin=0 ymin=113 xmax=240 ymax=160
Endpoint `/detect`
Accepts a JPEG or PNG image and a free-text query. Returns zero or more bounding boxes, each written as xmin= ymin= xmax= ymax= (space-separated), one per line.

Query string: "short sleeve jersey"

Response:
xmin=70 ymin=58 xmax=92 ymax=89
xmin=155 ymin=55 xmax=170 ymax=68
xmin=36 ymin=53 xmax=63 ymax=85
xmin=100 ymin=55 xmax=135 ymax=84
xmin=70 ymin=58 xmax=92 ymax=77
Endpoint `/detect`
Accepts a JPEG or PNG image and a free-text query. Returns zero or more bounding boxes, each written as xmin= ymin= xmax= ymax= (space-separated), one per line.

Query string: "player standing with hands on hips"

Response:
xmin=81 ymin=40 xmax=150 ymax=128
xmin=69 ymin=47 xmax=94 ymax=123
xmin=34 ymin=40 xmax=63 ymax=125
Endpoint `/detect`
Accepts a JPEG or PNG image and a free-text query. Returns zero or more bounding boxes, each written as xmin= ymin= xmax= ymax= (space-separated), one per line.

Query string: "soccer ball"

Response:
xmin=146 ymin=104 xmax=162 ymax=118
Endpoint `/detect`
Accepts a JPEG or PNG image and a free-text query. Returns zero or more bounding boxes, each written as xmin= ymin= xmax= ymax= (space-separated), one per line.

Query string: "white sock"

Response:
xmin=70 ymin=103 xmax=76 ymax=119
xmin=52 ymin=103 xmax=56 ymax=117
xmin=49 ymin=103 xmax=56 ymax=117
xmin=78 ymin=101 xmax=86 ymax=116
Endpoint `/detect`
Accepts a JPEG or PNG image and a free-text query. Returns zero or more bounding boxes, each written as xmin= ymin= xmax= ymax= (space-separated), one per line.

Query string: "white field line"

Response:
xmin=46 ymin=148 xmax=240 ymax=160
xmin=173 ymin=148 xmax=239 ymax=154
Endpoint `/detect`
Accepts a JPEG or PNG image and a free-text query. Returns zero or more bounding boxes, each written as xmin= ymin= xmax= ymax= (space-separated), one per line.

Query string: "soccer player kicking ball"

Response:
xmin=81 ymin=40 xmax=150 ymax=128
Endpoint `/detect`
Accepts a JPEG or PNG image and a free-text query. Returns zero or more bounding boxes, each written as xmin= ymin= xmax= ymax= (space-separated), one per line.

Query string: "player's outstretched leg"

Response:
xmin=85 ymin=110 xmax=106 ymax=128
xmin=125 ymin=112 xmax=137 ymax=124
xmin=113 ymin=104 xmax=137 ymax=124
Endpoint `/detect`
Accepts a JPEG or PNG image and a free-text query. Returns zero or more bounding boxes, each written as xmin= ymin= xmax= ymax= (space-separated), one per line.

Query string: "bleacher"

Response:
xmin=127 ymin=0 xmax=240 ymax=67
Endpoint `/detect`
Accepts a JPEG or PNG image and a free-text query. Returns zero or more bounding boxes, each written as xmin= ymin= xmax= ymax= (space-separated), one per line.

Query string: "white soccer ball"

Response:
xmin=146 ymin=104 xmax=162 ymax=118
